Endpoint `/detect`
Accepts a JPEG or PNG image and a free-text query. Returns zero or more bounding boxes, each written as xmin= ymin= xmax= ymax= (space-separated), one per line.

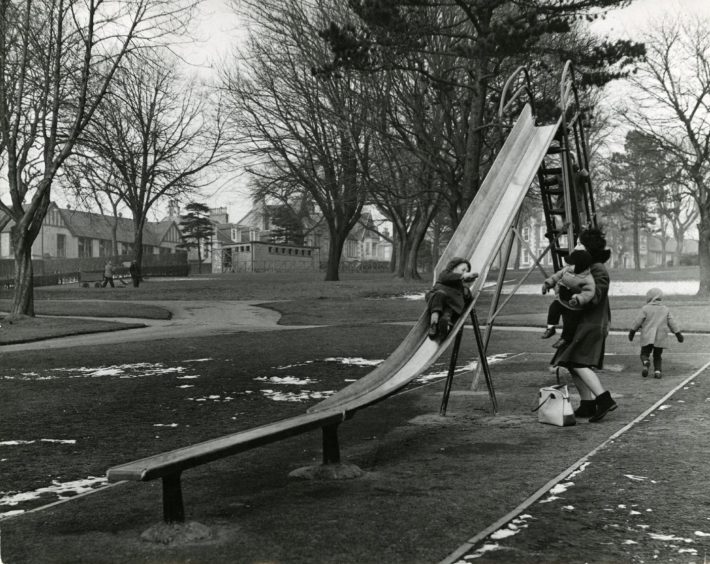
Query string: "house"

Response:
xmin=0 ymin=203 xmax=185 ymax=260
xmin=200 ymin=202 xmax=392 ymax=273
xmin=510 ymin=211 xmax=699 ymax=271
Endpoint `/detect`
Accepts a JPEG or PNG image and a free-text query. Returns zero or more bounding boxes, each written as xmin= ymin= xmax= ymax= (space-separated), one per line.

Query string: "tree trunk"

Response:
xmin=401 ymin=220 xmax=430 ymax=281
xmin=632 ymin=225 xmax=641 ymax=271
xmin=132 ymin=218 xmax=145 ymax=282
xmin=197 ymin=240 xmax=202 ymax=275
xmin=698 ymin=209 xmax=710 ymax=296
xmin=324 ymin=228 xmax=346 ymax=281
xmin=10 ymin=229 xmax=34 ymax=317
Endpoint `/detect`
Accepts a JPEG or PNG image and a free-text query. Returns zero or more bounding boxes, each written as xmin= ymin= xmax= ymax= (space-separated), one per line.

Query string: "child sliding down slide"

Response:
xmin=426 ymin=257 xmax=479 ymax=342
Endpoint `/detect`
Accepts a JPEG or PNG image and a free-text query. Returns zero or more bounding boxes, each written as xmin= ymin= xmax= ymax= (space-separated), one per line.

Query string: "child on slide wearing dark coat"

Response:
xmin=426 ymin=257 xmax=479 ymax=341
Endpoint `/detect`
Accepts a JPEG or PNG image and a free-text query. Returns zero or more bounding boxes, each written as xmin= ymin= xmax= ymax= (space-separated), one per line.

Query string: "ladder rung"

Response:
xmin=544 ymin=188 xmax=564 ymax=195
xmin=547 ymin=145 xmax=566 ymax=154
xmin=545 ymin=167 xmax=563 ymax=175
xmin=549 ymin=209 xmax=566 ymax=216
xmin=542 ymin=176 xmax=560 ymax=187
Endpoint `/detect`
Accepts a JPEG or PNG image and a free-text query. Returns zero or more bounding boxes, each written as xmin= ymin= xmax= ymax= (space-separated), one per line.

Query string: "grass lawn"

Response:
xmin=0 ymin=266 xmax=708 ymax=343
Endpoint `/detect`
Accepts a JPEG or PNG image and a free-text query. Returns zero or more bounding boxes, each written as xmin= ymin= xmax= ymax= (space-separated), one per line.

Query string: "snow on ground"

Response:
xmin=0 ymin=362 xmax=201 ymax=381
xmin=396 ymin=280 xmax=700 ymax=301
xmin=0 ymin=476 xmax=107 ymax=519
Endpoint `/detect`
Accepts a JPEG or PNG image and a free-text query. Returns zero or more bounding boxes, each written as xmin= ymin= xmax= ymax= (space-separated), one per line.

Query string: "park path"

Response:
xmin=1 ymin=300 xmax=312 ymax=352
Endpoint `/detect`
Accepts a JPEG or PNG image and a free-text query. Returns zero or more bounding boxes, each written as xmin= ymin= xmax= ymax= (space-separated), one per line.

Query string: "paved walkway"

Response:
xmin=1 ymin=300 xmax=314 ymax=352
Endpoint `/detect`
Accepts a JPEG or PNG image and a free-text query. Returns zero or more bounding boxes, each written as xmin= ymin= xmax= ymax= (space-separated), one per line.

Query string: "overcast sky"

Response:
xmin=190 ymin=0 xmax=710 ymax=223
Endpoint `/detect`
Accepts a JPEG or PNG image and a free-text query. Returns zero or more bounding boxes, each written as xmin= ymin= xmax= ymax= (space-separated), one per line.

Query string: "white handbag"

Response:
xmin=533 ymin=384 xmax=576 ymax=427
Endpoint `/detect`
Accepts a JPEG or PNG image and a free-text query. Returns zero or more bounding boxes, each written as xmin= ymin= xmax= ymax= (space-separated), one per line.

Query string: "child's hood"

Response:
xmin=645 ymin=287 xmax=664 ymax=303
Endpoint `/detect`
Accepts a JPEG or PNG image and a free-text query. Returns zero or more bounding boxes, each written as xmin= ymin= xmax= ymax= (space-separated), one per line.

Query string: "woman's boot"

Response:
xmin=574 ymin=400 xmax=596 ymax=418
xmin=589 ymin=391 xmax=617 ymax=422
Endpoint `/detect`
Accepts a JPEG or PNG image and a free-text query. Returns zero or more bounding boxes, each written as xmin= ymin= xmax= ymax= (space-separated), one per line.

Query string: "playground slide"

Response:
xmin=309 ymin=104 xmax=560 ymax=415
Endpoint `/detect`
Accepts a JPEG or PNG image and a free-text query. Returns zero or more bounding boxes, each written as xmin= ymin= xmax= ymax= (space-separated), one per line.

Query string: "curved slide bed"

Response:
xmin=310 ymin=104 xmax=560 ymax=415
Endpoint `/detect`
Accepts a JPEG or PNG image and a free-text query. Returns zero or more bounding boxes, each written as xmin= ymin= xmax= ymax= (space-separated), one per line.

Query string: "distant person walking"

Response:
xmin=129 ymin=260 xmax=140 ymax=288
xmin=628 ymin=288 xmax=683 ymax=379
xmin=101 ymin=260 xmax=115 ymax=288
xmin=551 ymin=227 xmax=617 ymax=422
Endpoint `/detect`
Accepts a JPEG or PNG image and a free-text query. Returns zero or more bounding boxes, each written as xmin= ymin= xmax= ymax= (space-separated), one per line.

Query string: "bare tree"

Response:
xmin=619 ymin=17 xmax=710 ymax=293
xmin=222 ymin=0 xmax=371 ymax=281
xmin=68 ymin=53 xmax=226 ymax=276
xmin=0 ymin=0 xmax=196 ymax=317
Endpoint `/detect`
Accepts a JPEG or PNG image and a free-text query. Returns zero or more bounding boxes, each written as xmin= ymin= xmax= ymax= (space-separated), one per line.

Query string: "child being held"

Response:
xmin=541 ymin=249 xmax=596 ymax=349
xmin=426 ymin=257 xmax=479 ymax=341
xmin=628 ymin=287 xmax=683 ymax=378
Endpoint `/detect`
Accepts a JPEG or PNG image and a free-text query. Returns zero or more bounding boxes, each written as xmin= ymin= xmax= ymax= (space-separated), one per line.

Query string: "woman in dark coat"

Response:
xmin=551 ymin=227 xmax=617 ymax=422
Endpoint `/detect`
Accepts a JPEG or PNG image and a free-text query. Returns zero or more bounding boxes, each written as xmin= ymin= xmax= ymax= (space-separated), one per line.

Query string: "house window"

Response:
xmin=522 ymin=227 xmax=530 ymax=241
xmin=56 ymin=234 xmax=66 ymax=258
xmin=99 ymin=239 xmax=112 ymax=257
xmin=78 ymin=237 xmax=92 ymax=258
xmin=522 ymin=248 xmax=530 ymax=265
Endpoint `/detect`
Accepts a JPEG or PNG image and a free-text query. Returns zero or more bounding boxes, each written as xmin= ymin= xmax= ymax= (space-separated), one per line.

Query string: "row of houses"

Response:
xmin=0 ymin=201 xmax=394 ymax=274
xmin=0 ymin=200 xmax=696 ymax=273
xmin=514 ymin=214 xmax=699 ymax=271
xmin=0 ymin=203 xmax=184 ymax=260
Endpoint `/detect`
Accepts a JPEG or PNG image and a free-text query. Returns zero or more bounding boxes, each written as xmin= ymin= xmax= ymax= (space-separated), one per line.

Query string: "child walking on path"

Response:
xmin=426 ymin=257 xmax=479 ymax=341
xmin=541 ymin=249 xmax=596 ymax=349
xmin=628 ymin=287 xmax=684 ymax=378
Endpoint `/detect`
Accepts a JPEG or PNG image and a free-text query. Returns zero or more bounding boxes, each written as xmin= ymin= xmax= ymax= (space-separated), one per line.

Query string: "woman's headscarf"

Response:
xmin=579 ymin=227 xmax=611 ymax=264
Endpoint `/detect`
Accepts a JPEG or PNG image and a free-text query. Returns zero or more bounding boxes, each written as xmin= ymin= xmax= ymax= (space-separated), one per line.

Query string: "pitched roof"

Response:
xmin=1 ymin=205 xmax=181 ymax=246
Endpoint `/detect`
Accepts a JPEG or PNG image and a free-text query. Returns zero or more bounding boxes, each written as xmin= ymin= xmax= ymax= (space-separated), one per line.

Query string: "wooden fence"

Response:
xmin=0 ymin=253 xmax=188 ymax=289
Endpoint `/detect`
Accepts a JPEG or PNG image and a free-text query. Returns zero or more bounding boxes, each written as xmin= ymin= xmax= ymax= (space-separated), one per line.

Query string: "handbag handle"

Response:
xmin=532 ymin=392 xmax=556 ymax=412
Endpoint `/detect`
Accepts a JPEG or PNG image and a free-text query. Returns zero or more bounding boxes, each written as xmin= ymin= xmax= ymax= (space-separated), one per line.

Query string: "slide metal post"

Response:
xmin=322 ymin=423 xmax=341 ymax=465
xmin=439 ymin=328 xmax=464 ymax=416
xmin=471 ymin=309 xmax=498 ymax=414
xmin=470 ymin=217 xmax=518 ymax=391
xmin=162 ymin=473 xmax=185 ymax=523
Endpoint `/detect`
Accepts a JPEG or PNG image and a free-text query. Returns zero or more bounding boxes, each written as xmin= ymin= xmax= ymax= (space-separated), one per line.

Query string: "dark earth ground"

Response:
xmin=2 ymin=321 xmax=709 ymax=563
xmin=2 ymin=271 xmax=710 ymax=563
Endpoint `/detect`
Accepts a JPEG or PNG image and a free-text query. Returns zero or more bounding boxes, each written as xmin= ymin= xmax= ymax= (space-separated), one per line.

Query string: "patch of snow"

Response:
xmin=1 ymin=439 xmax=75 ymax=446
xmin=153 ymin=424 xmax=178 ymax=428
xmin=177 ymin=385 xmax=194 ymax=389
xmin=260 ymin=390 xmax=335 ymax=402
xmin=624 ymin=474 xmax=648 ymax=482
xmin=3 ymin=363 xmax=194 ymax=381
xmin=622 ymin=540 xmax=638 ymax=545
xmin=658 ymin=405 xmax=671 ymax=410
xmin=254 ymin=376 xmax=316 ymax=386
xmin=415 ymin=354 xmax=512 ymax=383
xmin=562 ymin=505 xmax=574 ymax=511
xmin=275 ymin=361 xmax=314 ymax=370
xmin=0 ymin=476 xmax=107 ymax=508
xmin=694 ymin=531 xmax=710 ymax=537
xmin=648 ymin=533 xmax=694 ymax=543
xmin=569 ymin=461 xmax=590 ymax=478
xmin=460 ymin=542 xmax=502 ymax=560
xmin=323 ymin=357 xmax=383 ymax=366
xmin=490 ymin=529 xmax=516 ymax=540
